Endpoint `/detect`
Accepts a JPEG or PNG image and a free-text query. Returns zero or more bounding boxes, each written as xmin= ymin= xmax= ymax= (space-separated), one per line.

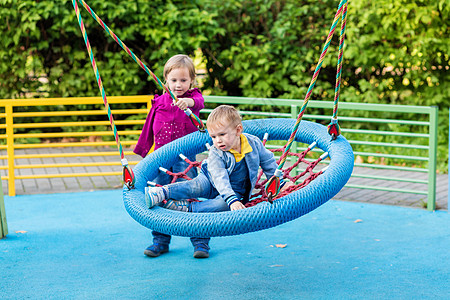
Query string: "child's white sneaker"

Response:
xmin=145 ymin=186 xmax=166 ymax=208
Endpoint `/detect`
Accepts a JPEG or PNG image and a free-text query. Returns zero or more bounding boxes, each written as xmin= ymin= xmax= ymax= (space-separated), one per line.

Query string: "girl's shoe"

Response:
xmin=145 ymin=186 xmax=166 ymax=208
xmin=193 ymin=246 xmax=209 ymax=258
xmin=144 ymin=244 xmax=169 ymax=257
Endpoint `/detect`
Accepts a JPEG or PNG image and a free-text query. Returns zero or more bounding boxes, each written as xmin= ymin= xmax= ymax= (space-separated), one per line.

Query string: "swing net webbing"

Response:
xmin=148 ymin=136 xmax=328 ymax=207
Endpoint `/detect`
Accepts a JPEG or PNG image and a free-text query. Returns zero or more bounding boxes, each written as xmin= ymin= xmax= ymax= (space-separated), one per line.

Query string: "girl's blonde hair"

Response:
xmin=163 ymin=54 xmax=196 ymax=88
xmin=206 ymin=105 xmax=242 ymax=130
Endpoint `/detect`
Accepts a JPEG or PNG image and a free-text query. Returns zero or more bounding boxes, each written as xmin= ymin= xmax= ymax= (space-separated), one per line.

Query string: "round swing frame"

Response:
xmin=123 ymin=118 xmax=354 ymax=238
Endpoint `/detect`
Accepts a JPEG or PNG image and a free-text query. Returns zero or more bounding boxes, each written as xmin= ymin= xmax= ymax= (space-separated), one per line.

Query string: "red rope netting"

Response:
xmin=149 ymin=141 xmax=328 ymax=206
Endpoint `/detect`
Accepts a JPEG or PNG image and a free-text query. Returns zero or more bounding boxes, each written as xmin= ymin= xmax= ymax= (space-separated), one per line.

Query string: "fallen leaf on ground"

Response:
xmin=269 ymin=265 xmax=284 ymax=268
xmin=15 ymin=230 xmax=27 ymax=233
xmin=275 ymin=244 xmax=287 ymax=248
xmin=354 ymin=219 xmax=363 ymax=223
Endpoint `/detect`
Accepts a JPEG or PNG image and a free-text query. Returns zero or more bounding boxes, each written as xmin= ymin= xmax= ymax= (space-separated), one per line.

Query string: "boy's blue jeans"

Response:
xmin=166 ymin=172 xmax=233 ymax=213
xmin=151 ymin=158 xmax=210 ymax=250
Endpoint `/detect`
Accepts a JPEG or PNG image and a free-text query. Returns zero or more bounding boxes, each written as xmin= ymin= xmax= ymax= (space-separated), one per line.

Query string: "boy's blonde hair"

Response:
xmin=163 ymin=54 xmax=196 ymax=87
xmin=207 ymin=105 xmax=242 ymax=129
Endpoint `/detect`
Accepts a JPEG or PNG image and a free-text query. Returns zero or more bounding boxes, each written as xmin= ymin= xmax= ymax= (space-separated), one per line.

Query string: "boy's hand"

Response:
xmin=175 ymin=98 xmax=194 ymax=110
xmin=230 ymin=201 xmax=246 ymax=211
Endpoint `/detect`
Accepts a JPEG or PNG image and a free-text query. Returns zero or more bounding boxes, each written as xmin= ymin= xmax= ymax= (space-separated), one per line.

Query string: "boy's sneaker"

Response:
xmin=163 ymin=200 xmax=190 ymax=212
xmin=145 ymin=186 xmax=166 ymax=208
xmin=144 ymin=244 xmax=169 ymax=257
xmin=193 ymin=246 xmax=209 ymax=259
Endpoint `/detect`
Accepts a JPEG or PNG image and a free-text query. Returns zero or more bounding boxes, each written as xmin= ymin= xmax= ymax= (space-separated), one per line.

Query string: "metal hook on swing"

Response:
xmin=327 ymin=117 xmax=340 ymax=141
xmin=122 ymin=159 xmax=135 ymax=190
xmin=265 ymin=169 xmax=283 ymax=203
xmin=184 ymin=108 xmax=205 ymax=132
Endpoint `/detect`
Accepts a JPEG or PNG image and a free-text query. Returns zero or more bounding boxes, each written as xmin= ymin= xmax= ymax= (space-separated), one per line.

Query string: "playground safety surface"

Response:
xmin=1 ymin=149 xmax=449 ymax=298
xmin=1 ymin=190 xmax=449 ymax=299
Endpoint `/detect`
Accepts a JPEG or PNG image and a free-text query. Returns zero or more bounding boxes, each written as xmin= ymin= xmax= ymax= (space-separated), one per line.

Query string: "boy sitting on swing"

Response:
xmin=145 ymin=105 xmax=283 ymax=257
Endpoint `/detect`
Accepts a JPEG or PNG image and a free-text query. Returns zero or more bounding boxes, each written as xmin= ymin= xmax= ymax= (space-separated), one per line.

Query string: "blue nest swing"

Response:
xmin=123 ymin=118 xmax=353 ymax=237
xmin=72 ymin=0 xmax=353 ymax=237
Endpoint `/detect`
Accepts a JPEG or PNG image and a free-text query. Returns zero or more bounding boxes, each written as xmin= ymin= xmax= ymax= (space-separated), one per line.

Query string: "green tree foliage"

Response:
xmin=346 ymin=1 xmax=449 ymax=106
xmin=0 ymin=0 xmax=221 ymax=98
xmin=1 ymin=0 xmax=447 ymax=102
xmin=202 ymin=0 xmax=339 ymax=99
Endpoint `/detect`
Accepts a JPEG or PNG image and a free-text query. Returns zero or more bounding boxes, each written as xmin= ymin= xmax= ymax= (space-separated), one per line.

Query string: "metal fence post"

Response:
xmin=5 ymin=104 xmax=16 ymax=196
xmin=0 ymin=179 xmax=7 ymax=238
xmin=427 ymin=106 xmax=438 ymax=211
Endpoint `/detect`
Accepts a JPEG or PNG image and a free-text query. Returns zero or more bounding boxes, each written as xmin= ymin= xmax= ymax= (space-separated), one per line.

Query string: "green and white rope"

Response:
xmin=276 ymin=0 xmax=348 ymax=171
xmin=75 ymin=0 xmax=204 ymax=131
xmin=72 ymin=0 xmax=125 ymax=164
xmin=72 ymin=0 xmax=136 ymax=189
xmin=327 ymin=0 xmax=348 ymax=138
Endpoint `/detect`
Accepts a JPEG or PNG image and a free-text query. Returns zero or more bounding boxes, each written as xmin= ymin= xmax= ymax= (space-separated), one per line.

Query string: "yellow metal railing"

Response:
xmin=0 ymin=95 xmax=152 ymax=196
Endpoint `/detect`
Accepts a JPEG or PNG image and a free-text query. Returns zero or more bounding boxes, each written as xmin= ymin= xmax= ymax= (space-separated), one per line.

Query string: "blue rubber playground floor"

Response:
xmin=1 ymin=189 xmax=449 ymax=299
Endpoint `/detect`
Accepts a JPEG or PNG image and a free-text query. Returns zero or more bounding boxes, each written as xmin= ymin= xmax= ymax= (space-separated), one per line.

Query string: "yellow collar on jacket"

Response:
xmin=229 ymin=134 xmax=253 ymax=162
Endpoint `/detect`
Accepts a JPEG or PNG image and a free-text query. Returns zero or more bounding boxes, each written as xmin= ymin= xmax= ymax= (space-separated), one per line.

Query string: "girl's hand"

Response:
xmin=175 ymin=98 xmax=194 ymax=110
xmin=230 ymin=201 xmax=246 ymax=211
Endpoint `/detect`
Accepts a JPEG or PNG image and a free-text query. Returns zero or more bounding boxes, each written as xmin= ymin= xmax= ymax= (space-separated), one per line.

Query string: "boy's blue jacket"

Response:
xmin=201 ymin=133 xmax=279 ymax=206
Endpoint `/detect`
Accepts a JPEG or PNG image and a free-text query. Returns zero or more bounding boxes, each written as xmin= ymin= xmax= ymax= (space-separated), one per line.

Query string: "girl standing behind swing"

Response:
xmin=133 ymin=54 xmax=207 ymax=258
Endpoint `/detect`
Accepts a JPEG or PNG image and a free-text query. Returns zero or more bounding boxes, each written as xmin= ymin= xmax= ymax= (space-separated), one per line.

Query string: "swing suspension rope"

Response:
xmin=72 ymin=0 xmax=348 ymax=193
xmin=72 ymin=0 xmax=135 ymax=189
xmin=265 ymin=0 xmax=349 ymax=201
xmin=71 ymin=0 xmax=206 ymax=188
xmin=73 ymin=0 xmax=205 ymax=132
xmin=329 ymin=0 xmax=348 ymax=138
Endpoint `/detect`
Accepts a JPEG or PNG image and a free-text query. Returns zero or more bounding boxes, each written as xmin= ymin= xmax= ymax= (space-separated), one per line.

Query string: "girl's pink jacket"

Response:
xmin=133 ymin=88 xmax=204 ymax=158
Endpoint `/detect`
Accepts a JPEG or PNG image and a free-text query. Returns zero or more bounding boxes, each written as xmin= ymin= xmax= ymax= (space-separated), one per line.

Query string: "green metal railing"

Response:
xmin=203 ymin=96 xmax=438 ymax=211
